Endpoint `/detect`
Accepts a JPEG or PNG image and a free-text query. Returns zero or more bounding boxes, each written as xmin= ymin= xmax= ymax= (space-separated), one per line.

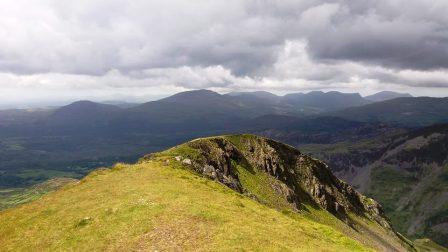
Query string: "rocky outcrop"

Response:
xmin=158 ymin=135 xmax=394 ymax=231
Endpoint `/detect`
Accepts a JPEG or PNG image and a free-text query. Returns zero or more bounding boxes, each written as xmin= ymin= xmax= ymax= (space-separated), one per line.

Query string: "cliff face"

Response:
xmin=145 ymin=134 xmax=413 ymax=251
xmin=301 ymin=125 xmax=448 ymax=247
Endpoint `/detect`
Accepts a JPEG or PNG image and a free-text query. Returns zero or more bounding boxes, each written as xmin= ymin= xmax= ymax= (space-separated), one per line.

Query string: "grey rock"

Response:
xmin=182 ymin=158 xmax=192 ymax=165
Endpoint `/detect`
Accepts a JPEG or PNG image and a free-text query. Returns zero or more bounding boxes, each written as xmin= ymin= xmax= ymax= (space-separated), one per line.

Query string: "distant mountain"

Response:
xmin=365 ymin=91 xmax=413 ymax=102
xmin=299 ymin=123 xmax=448 ymax=247
xmin=246 ymin=115 xmax=401 ymax=144
xmin=3 ymin=89 xmax=429 ymax=132
xmin=128 ymin=89 xmax=271 ymax=131
xmin=228 ymin=90 xmax=377 ymax=114
xmin=282 ymin=91 xmax=370 ymax=112
xmin=46 ymin=100 xmax=122 ymax=128
xmin=329 ymin=97 xmax=448 ymax=127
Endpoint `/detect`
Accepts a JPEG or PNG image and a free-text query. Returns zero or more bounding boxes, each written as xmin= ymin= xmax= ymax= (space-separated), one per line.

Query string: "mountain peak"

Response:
xmin=365 ymin=91 xmax=413 ymax=102
xmin=161 ymin=89 xmax=221 ymax=102
xmin=66 ymin=100 xmax=98 ymax=107
xmin=56 ymin=100 xmax=120 ymax=112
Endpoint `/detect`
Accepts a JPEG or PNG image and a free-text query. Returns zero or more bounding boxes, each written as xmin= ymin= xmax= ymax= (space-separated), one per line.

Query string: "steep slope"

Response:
xmin=299 ymin=125 xmax=448 ymax=247
xmin=365 ymin=91 xmax=413 ymax=102
xmin=328 ymin=97 xmax=448 ymax=127
xmin=0 ymin=135 xmax=413 ymax=251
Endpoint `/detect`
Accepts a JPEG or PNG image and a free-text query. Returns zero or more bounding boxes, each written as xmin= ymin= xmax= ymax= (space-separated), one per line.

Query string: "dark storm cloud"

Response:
xmin=1 ymin=0 xmax=448 ymax=100
xmin=303 ymin=0 xmax=448 ymax=71
xmin=1 ymin=1 xmax=448 ymax=75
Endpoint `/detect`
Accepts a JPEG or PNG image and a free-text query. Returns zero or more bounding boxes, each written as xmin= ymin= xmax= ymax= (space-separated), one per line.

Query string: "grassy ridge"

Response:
xmin=0 ymin=160 xmax=370 ymax=251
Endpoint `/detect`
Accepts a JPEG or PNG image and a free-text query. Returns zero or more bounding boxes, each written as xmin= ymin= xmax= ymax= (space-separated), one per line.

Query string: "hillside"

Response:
xmin=0 ymin=135 xmax=413 ymax=251
xmin=328 ymin=97 xmax=448 ymax=127
xmin=299 ymin=124 xmax=448 ymax=247
xmin=247 ymin=115 xmax=403 ymax=144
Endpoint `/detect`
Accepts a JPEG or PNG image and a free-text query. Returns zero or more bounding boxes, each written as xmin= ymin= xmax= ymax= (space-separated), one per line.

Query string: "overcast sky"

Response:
xmin=1 ymin=0 xmax=448 ymax=107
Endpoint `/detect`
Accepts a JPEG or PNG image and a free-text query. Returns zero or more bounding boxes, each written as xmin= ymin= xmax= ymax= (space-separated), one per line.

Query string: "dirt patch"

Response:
xmin=133 ymin=216 xmax=213 ymax=251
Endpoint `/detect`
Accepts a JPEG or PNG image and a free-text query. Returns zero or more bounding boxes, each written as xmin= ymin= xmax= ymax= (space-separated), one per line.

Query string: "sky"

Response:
xmin=1 ymin=0 xmax=448 ymax=108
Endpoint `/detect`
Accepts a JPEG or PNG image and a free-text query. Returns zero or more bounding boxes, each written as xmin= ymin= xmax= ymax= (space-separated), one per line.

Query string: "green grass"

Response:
xmin=232 ymin=160 xmax=293 ymax=210
xmin=223 ymin=134 xmax=258 ymax=149
xmin=368 ymin=166 xmax=416 ymax=211
xmin=367 ymin=166 xmax=417 ymax=232
xmin=414 ymin=238 xmax=448 ymax=252
xmin=368 ymin=165 xmax=448 ymax=248
xmin=0 ymin=160 xmax=371 ymax=251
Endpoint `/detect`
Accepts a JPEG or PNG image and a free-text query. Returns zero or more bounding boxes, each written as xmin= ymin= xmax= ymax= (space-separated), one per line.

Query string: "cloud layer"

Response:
xmin=1 ymin=0 xmax=448 ymax=106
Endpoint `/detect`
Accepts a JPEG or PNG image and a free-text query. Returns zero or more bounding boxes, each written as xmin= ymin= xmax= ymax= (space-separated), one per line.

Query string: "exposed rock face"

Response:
xmin=186 ymin=138 xmax=244 ymax=193
xmin=301 ymin=125 xmax=448 ymax=247
xmin=171 ymin=135 xmax=393 ymax=230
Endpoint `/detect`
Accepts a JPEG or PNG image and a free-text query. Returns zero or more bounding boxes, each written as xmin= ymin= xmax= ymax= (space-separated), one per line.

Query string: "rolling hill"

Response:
xmin=0 ymin=135 xmax=413 ymax=251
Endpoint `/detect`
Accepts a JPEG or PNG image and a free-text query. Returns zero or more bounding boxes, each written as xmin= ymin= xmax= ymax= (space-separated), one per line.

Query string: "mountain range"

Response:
xmin=0 ymin=90 xmax=426 ymax=130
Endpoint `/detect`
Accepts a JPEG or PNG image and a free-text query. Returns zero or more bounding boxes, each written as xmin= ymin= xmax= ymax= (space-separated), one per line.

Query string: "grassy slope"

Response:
xmin=415 ymin=239 xmax=448 ymax=252
xmin=368 ymin=165 xmax=448 ymax=245
xmin=0 ymin=160 xmax=370 ymax=251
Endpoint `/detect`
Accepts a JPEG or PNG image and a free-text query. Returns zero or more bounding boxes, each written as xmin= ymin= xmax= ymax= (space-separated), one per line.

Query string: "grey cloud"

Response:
xmin=1 ymin=0 xmax=448 ymax=96
xmin=304 ymin=0 xmax=448 ymax=71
